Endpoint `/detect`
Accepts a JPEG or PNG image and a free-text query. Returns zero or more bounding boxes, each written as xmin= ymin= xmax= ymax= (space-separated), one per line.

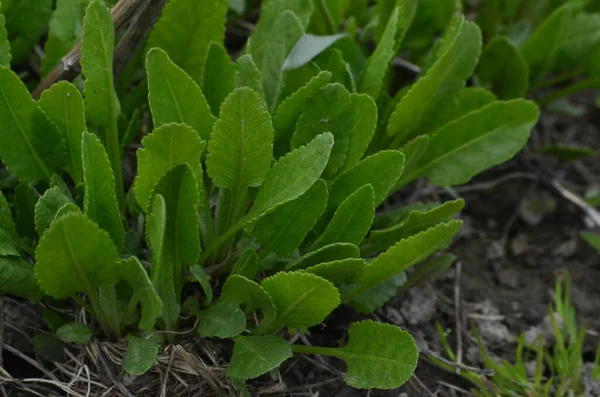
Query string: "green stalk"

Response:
xmin=291 ymin=344 xmax=341 ymax=358
xmin=200 ymin=218 xmax=246 ymax=263
xmin=87 ymin=287 xmax=119 ymax=341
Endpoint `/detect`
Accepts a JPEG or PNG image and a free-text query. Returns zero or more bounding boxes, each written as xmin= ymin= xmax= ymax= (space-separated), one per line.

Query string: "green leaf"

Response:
xmin=557 ymin=12 xmax=600 ymax=70
xmin=41 ymin=0 xmax=84 ymax=76
xmin=256 ymin=179 xmax=328 ymax=258
xmin=398 ymin=135 xmax=429 ymax=181
xmin=261 ymin=271 xmax=340 ymax=331
xmin=279 ymin=62 xmax=321 ymax=102
xmin=581 ymin=232 xmax=600 ymax=251
xmin=287 ymin=243 xmax=360 ymax=271
xmin=309 ymin=0 xmax=347 ymax=34
xmin=377 ymin=0 xmax=417 ymax=48
xmin=257 ymin=11 xmax=305 ymax=110
xmin=134 ymin=123 xmax=205 ymax=211
xmin=357 ymin=7 xmax=399 ymax=100
xmin=407 ymin=100 xmax=539 ymax=186
xmin=14 ymin=183 xmax=38 ymax=239
xmin=234 ymin=54 xmax=264 ymax=98
xmin=478 ymin=36 xmax=529 ymax=99
xmin=401 ymin=253 xmax=456 ymax=291
xmin=273 ymin=70 xmax=332 ymax=144
xmin=434 ymin=87 xmax=497 ymax=129
xmin=350 ymin=273 xmax=406 ymax=314
xmin=343 ymin=93 xmax=378 ymax=172
xmin=227 ymin=335 xmax=292 ymax=380
xmin=304 ymin=258 xmax=366 ymax=284
xmin=314 ymin=184 xmax=374 ymax=248
xmin=0 ymin=67 xmax=63 ymax=183
xmin=34 ymin=212 xmax=119 ymax=299
xmin=147 ymin=164 xmax=200 ymax=331
xmin=38 ymin=82 xmax=87 ymax=183
xmin=314 ymin=48 xmax=355 ymax=90
xmin=521 ymin=5 xmax=571 ymax=87
xmin=82 ymin=132 xmax=125 ymax=252
xmin=147 ymin=0 xmax=228 ymax=84
xmin=292 ymin=84 xmax=352 ymax=177
xmin=4 ymin=0 xmax=51 ymax=64
xmin=0 ymin=3 xmax=10 ymax=66
xmin=221 ymin=274 xmax=277 ymax=333
xmin=207 ymin=88 xmax=274 ymax=191
xmin=56 ymin=322 xmax=92 ymax=344
xmin=229 ymin=0 xmax=245 ymax=15
xmin=0 ymin=192 xmax=19 ymax=255
xmin=81 ymin=0 xmax=119 ymax=129
xmin=202 ymin=42 xmax=235 ymax=116
xmin=329 ymin=150 xmax=404 ymax=209
xmin=364 ymin=199 xmax=465 ymax=254
xmin=34 ymin=186 xmax=73 ymax=236
xmin=246 ymin=133 xmax=334 ymax=223
xmin=122 ymin=335 xmax=160 ymax=376
xmin=198 ymin=301 xmax=246 ymax=338
xmin=190 ymin=265 xmax=213 ymax=305
xmin=231 ymin=248 xmax=260 ymax=280
xmin=387 ymin=17 xmax=482 ymax=146
xmin=282 ymin=33 xmax=346 ymax=71
xmin=345 ymin=220 xmax=462 ymax=301
xmin=247 ymin=0 xmax=313 ymax=67
xmin=0 ymin=256 xmax=43 ymax=302
xmin=119 ymin=257 xmax=162 ymax=332
xmin=119 ymin=108 xmax=141 ymax=153
xmin=327 ymin=320 xmax=418 ymax=389
xmin=146 ymin=47 xmax=214 ymax=141
xmin=535 ymin=144 xmax=596 ymax=161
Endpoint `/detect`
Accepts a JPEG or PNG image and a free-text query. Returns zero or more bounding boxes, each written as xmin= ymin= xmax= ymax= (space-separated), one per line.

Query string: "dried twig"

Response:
xmin=32 ymin=0 xmax=165 ymax=98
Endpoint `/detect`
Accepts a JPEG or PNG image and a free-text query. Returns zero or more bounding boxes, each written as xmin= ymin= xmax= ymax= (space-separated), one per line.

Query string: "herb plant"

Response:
xmin=0 ymin=0 xmax=541 ymax=391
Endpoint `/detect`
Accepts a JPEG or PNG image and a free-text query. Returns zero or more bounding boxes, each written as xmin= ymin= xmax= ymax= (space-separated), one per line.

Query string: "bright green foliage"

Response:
xmin=190 ymin=265 xmax=213 ymax=305
xmin=119 ymin=257 xmax=162 ymax=332
xmin=82 ymin=132 xmax=125 ymax=252
xmin=350 ymin=273 xmax=407 ymax=314
xmin=407 ymin=100 xmax=539 ymax=186
xmin=34 ymin=186 xmax=72 ymax=236
xmin=261 ymin=271 xmax=340 ymax=331
xmin=38 ymin=82 xmax=86 ymax=183
xmin=207 ymin=88 xmax=273 ymax=191
xmin=14 ymin=183 xmax=38 ymax=239
xmin=344 ymin=93 xmax=377 ymax=171
xmin=231 ymin=249 xmax=260 ymax=280
xmin=257 ymin=11 xmax=304 ymax=110
xmin=273 ymin=70 xmax=331 ymax=144
xmin=220 ymin=275 xmax=277 ymax=333
xmin=246 ymin=133 xmax=333 ymax=223
xmin=401 ymin=253 xmax=456 ymax=292
xmin=345 ymin=221 xmax=462 ymax=300
xmin=0 ymin=67 xmax=64 ymax=183
xmin=227 ymin=335 xmax=292 ymax=380
xmin=304 ymin=258 xmax=366 ymax=284
xmin=478 ymin=37 xmax=529 ymax=99
xmin=234 ymin=55 xmax=264 ymax=98
xmin=147 ymin=0 xmax=228 ymax=84
xmin=329 ymin=150 xmax=405 ymax=209
xmin=358 ymin=7 xmax=399 ymax=100
xmin=582 ymin=232 xmax=600 ymax=251
xmin=522 ymin=5 xmax=571 ymax=87
xmin=557 ymin=12 xmax=600 ymax=69
xmin=287 ymin=243 xmax=360 ymax=271
xmin=314 ymin=48 xmax=354 ymax=90
xmin=0 ymin=2 xmax=10 ymax=66
xmin=134 ymin=123 xmax=205 ymax=210
xmin=314 ymin=184 xmax=374 ymax=248
xmin=387 ymin=17 xmax=482 ymax=146
xmin=56 ymin=322 xmax=93 ymax=344
xmin=202 ymin=42 xmax=235 ymax=116
xmin=434 ymin=87 xmax=496 ymax=129
xmin=122 ymin=335 xmax=160 ymax=376
xmin=256 ymin=179 xmax=328 ymax=258
xmin=198 ymin=301 xmax=246 ymax=338
xmin=292 ymin=83 xmax=352 ymax=177
xmin=0 ymin=192 xmax=19 ymax=255
xmin=0 ymin=256 xmax=43 ymax=302
xmin=81 ymin=0 xmax=122 ymax=204
xmin=146 ymin=48 xmax=214 ymax=141
xmin=309 ymin=0 xmax=346 ymax=34
xmin=330 ymin=321 xmax=418 ymax=389
xmin=41 ymin=0 xmax=83 ymax=75
xmin=34 ymin=212 xmax=119 ymax=299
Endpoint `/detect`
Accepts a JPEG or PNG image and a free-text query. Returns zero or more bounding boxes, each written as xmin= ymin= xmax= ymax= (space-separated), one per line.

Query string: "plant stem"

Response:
xmin=87 ymin=288 xmax=119 ymax=341
xmin=199 ymin=218 xmax=246 ymax=263
xmin=537 ymin=77 xmax=600 ymax=106
xmin=103 ymin=121 xmax=126 ymax=213
xmin=291 ymin=344 xmax=340 ymax=358
xmin=538 ymin=68 xmax=582 ymax=89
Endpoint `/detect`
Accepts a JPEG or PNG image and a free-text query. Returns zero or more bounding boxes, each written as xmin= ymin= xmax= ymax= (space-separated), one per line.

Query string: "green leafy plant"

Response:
xmin=0 ymin=0 xmax=542 ymax=391
xmin=432 ymin=272 xmax=600 ymax=397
